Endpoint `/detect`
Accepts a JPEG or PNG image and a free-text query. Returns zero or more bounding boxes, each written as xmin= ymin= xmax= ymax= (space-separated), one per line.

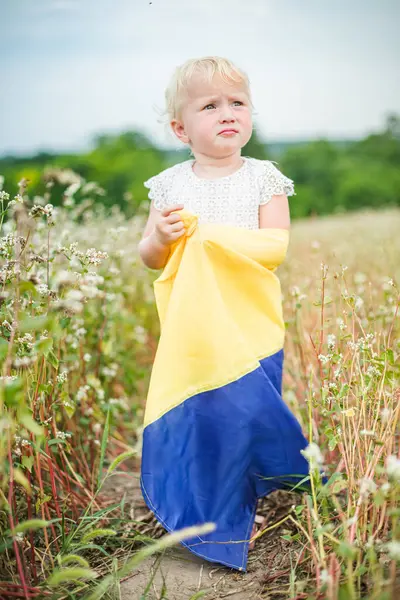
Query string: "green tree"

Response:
xmin=242 ymin=129 xmax=269 ymax=160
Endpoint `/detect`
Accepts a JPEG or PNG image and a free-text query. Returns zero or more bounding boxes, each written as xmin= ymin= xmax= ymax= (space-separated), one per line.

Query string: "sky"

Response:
xmin=0 ymin=0 xmax=399 ymax=156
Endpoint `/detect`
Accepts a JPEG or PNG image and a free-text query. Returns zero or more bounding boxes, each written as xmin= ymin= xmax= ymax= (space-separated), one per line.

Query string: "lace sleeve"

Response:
xmin=259 ymin=161 xmax=295 ymax=206
xmin=143 ymin=170 xmax=172 ymax=211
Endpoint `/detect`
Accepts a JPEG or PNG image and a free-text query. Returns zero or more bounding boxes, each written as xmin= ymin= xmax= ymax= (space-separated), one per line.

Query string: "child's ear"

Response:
xmin=170 ymin=119 xmax=189 ymax=144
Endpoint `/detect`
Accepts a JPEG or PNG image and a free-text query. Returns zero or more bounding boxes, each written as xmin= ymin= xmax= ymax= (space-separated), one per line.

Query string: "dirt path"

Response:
xmin=101 ymin=470 xmax=304 ymax=599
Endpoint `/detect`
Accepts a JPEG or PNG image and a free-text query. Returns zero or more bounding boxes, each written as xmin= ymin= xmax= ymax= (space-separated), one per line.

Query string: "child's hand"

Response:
xmin=154 ymin=204 xmax=186 ymax=247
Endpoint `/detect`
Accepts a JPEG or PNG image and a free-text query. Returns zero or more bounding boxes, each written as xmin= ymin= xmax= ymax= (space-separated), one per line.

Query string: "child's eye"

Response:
xmin=203 ymin=100 xmax=243 ymax=110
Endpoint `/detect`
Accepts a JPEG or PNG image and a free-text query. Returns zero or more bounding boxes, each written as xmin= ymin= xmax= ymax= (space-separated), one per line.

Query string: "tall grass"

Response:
xmin=0 ymin=171 xmax=399 ymax=599
xmin=280 ymin=211 xmax=400 ymax=599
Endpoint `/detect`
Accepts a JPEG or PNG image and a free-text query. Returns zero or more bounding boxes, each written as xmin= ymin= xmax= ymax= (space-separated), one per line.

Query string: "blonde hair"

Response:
xmin=164 ymin=56 xmax=253 ymax=124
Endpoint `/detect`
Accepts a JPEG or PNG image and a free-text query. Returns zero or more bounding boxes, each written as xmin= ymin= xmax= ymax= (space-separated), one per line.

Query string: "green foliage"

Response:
xmin=242 ymin=128 xmax=270 ymax=160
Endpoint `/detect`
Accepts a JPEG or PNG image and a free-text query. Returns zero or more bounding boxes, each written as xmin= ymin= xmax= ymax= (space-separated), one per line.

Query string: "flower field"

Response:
xmin=0 ymin=171 xmax=399 ymax=599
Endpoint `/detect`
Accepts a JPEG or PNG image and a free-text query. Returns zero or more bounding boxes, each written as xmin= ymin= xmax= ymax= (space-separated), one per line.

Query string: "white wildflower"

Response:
xmin=109 ymin=397 xmax=129 ymax=410
xmin=96 ymin=389 xmax=105 ymax=400
xmin=57 ymin=370 xmax=68 ymax=384
xmin=386 ymin=455 xmax=400 ymax=482
xmin=359 ymin=477 xmax=377 ymax=497
xmin=357 ymin=334 xmax=375 ymax=351
xmin=64 ymin=182 xmax=81 ymax=197
xmin=384 ymin=541 xmax=400 ymax=561
xmin=383 ymin=278 xmax=395 ymax=291
xmin=13 ymin=355 xmax=36 ymax=368
xmin=84 ymin=272 xmax=104 ymax=286
xmin=336 ymin=318 xmax=346 ymax=331
xmin=320 ymin=569 xmax=332 ymax=586
xmin=55 ymin=270 xmax=76 ymax=287
xmin=355 ymin=297 xmax=364 ymax=311
xmin=76 ymin=385 xmax=90 ymax=402
xmin=380 ymin=407 xmax=391 ymax=423
xmin=85 ymin=248 xmax=108 ymax=266
xmin=134 ymin=325 xmax=147 ymax=344
xmin=56 ymin=430 xmax=72 ymax=440
xmin=318 ymin=354 xmax=332 ymax=365
xmin=360 ymin=429 xmax=376 ymax=437
xmin=0 ymin=375 xmax=18 ymax=386
xmin=301 ymin=442 xmax=324 ymax=471
xmin=347 ymin=341 xmax=358 ymax=351
xmin=37 ymin=283 xmax=50 ymax=296
xmin=290 ymin=286 xmax=300 ymax=297
xmin=82 ymin=181 xmax=105 ymax=195
xmin=366 ymin=365 xmax=380 ymax=378
xmin=17 ymin=333 xmax=34 ymax=349
xmin=327 ymin=334 xmax=336 ymax=350
xmin=65 ymin=289 xmax=84 ymax=302
xmin=83 ymin=353 xmax=91 ymax=363
xmin=80 ymin=284 xmax=101 ymax=298
xmin=102 ymin=364 xmax=118 ymax=378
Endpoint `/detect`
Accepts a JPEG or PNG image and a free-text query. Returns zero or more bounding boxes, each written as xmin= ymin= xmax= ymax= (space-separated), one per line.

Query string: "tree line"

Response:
xmin=0 ymin=114 xmax=399 ymax=219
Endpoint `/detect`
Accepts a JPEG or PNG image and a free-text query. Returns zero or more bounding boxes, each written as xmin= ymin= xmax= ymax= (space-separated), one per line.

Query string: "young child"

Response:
xmin=138 ymin=56 xmax=313 ymax=571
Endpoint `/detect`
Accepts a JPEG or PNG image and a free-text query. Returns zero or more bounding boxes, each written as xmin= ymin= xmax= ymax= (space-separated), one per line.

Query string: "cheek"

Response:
xmin=240 ymin=109 xmax=252 ymax=129
xmin=194 ymin=114 xmax=214 ymax=138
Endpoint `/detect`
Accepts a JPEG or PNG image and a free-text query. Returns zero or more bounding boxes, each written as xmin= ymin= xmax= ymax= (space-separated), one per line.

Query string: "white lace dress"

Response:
xmin=144 ymin=156 xmax=295 ymax=230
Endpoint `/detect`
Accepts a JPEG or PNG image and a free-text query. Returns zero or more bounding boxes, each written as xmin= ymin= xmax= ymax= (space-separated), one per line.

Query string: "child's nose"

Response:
xmin=219 ymin=108 xmax=236 ymax=122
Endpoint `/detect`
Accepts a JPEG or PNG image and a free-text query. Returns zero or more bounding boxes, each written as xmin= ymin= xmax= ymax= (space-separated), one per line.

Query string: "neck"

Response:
xmin=191 ymin=151 xmax=244 ymax=179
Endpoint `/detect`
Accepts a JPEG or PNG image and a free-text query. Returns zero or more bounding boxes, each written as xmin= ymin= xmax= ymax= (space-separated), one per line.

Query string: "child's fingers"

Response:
xmin=169 ymin=221 xmax=185 ymax=233
xmin=166 ymin=212 xmax=184 ymax=224
xmin=170 ymin=229 xmax=186 ymax=240
xmin=161 ymin=204 xmax=184 ymax=218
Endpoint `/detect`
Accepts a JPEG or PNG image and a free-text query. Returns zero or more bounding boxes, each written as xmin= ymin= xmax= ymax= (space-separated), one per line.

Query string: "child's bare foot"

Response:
xmin=249 ymin=523 xmax=257 ymax=551
xmin=249 ymin=514 xmax=264 ymax=550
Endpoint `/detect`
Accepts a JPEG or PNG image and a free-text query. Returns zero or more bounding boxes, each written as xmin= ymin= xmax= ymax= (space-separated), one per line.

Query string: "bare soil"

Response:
xmin=101 ymin=470 xmax=306 ymax=600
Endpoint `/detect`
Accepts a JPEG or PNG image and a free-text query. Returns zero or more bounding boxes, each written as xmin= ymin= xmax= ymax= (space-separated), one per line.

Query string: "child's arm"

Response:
xmin=259 ymin=194 xmax=290 ymax=230
xmin=138 ymin=203 xmax=185 ymax=270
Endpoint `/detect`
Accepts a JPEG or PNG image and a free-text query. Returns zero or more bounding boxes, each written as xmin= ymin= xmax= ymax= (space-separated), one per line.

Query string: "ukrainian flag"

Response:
xmin=140 ymin=210 xmax=312 ymax=571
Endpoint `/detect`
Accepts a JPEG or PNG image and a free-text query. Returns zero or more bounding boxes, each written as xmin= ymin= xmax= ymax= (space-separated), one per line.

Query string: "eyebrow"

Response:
xmin=197 ymin=93 xmax=247 ymax=103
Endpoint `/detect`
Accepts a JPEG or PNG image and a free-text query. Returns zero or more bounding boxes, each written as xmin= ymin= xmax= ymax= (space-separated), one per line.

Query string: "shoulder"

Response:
xmin=244 ymin=156 xmax=290 ymax=180
xmin=244 ymin=157 xmax=295 ymax=205
xmin=144 ymin=160 xmax=191 ymax=189
xmin=143 ymin=160 xmax=192 ymax=210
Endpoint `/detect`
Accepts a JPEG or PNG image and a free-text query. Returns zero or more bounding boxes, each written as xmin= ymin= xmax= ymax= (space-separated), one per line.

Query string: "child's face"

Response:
xmin=172 ymin=74 xmax=253 ymax=158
